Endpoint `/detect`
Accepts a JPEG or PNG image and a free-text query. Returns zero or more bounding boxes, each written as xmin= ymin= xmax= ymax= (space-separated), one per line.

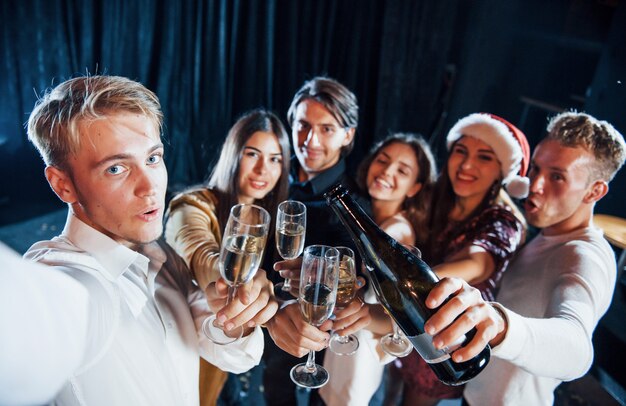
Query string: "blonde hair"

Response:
xmin=27 ymin=75 xmax=163 ymax=170
xmin=546 ymin=111 xmax=626 ymax=183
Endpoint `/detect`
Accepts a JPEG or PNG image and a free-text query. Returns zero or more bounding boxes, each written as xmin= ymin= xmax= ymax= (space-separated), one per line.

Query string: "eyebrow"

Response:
xmin=455 ymin=140 xmax=496 ymax=154
xmin=378 ymin=151 xmax=414 ymax=170
xmin=545 ymin=166 xmax=567 ymax=173
xmin=298 ymin=119 xmax=337 ymax=128
xmin=93 ymin=143 xmax=164 ymax=168
xmin=243 ymin=145 xmax=282 ymax=156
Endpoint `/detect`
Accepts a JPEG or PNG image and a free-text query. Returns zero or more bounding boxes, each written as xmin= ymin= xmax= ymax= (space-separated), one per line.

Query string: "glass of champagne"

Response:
xmin=290 ymin=245 xmax=339 ymax=389
xmin=275 ymin=200 xmax=306 ymax=295
xmin=328 ymin=246 xmax=360 ymax=355
xmin=380 ymin=319 xmax=413 ymax=357
xmin=202 ymin=203 xmax=270 ymax=345
xmin=380 ymin=246 xmax=421 ymax=357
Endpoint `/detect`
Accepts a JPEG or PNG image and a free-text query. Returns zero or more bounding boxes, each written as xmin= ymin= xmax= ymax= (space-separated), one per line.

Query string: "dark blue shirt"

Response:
xmin=262 ymin=157 xmax=369 ymax=406
xmin=288 ymin=157 xmax=367 ymax=254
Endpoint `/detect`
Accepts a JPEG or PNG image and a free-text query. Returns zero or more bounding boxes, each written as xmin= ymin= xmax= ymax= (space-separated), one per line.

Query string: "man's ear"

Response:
xmin=45 ymin=166 xmax=77 ymax=204
xmin=583 ymin=180 xmax=608 ymax=204
xmin=342 ymin=127 xmax=356 ymax=147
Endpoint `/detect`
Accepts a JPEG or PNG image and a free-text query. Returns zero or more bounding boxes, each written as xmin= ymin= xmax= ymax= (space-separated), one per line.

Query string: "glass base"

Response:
xmin=290 ymin=362 xmax=329 ymax=389
xmin=329 ymin=333 xmax=359 ymax=355
xmin=202 ymin=315 xmax=242 ymax=345
xmin=380 ymin=334 xmax=413 ymax=357
xmin=273 ymin=282 xmax=296 ymax=300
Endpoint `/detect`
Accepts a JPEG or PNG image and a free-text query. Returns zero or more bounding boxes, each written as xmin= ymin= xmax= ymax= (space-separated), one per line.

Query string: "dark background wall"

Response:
xmin=1 ymin=0 xmax=624 ymax=226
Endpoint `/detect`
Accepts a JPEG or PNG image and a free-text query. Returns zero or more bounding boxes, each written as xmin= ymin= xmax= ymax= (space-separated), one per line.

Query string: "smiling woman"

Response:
xmin=163 ymin=108 xmax=290 ymax=406
xmin=393 ymin=114 xmax=530 ymax=405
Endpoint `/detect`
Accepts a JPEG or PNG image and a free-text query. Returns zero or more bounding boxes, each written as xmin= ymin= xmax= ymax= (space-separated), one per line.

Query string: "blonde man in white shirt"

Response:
xmin=24 ymin=75 xmax=277 ymax=406
xmin=420 ymin=112 xmax=626 ymax=406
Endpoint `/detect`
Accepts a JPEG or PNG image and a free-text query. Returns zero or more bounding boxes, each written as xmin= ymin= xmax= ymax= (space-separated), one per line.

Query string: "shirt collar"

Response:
xmin=290 ymin=157 xmax=346 ymax=196
xmin=61 ymin=213 xmax=148 ymax=281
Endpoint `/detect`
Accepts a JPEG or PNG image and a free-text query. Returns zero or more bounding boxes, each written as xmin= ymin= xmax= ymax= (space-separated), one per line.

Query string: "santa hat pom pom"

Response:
xmin=505 ymin=176 xmax=530 ymax=199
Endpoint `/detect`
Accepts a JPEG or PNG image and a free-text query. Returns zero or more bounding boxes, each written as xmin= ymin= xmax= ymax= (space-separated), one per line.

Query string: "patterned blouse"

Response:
xmin=432 ymin=204 xmax=525 ymax=301
xmin=397 ymin=203 xmax=524 ymax=400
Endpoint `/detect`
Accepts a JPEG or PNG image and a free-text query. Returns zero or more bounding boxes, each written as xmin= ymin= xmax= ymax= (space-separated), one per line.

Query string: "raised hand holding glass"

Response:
xmin=275 ymin=200 xmax=306 ymax=295
xmin=202 ymin=203 xmax=270 ymax=344
xmin=290 ymin=245 xmax=339 ymax=388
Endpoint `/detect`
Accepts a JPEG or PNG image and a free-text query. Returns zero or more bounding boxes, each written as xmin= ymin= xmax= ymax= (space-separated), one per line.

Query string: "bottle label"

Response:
xmin=407 ymin=333 xmax=466 ymax=364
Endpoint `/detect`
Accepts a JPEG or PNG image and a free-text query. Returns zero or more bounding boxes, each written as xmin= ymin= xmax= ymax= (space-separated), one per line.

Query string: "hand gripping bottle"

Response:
xmin=325 ymin=183 xmax=490 ymax=385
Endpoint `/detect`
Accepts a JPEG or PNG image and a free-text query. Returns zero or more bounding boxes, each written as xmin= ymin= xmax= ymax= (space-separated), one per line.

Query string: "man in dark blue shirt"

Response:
xmin=263 ymin=77 xmax=367 ymax=406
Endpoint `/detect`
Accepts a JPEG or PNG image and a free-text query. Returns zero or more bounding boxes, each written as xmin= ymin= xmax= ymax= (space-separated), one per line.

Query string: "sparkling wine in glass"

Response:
xmin=328 ymin=246 xmax=360 ymax=355
xmin=290 ymin=245 xmax=339 ymax=389
xmin=202 ymin=203 xmax=270 ymax=345
xmin=379 ymin=246 xmax=421 ymax=357
xmin=275 ymin=200 xmax=306 ymax=294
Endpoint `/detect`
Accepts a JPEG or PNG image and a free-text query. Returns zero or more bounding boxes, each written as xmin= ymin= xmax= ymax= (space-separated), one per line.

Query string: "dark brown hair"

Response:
xmin=208 ymin=109 xmax=290 ymax=229
xmin=357 ymin=133 xmax=437 ymax=244
xmin=287 ymin=76 xmax=358 ymax=156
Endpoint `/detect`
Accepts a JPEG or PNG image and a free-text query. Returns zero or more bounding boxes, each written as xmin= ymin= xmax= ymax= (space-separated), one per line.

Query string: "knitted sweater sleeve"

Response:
xmin=493 ymin=239 xmax=616 ymax=380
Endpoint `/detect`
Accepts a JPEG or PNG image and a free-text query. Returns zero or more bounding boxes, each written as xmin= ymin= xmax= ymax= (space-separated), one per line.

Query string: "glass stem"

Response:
xmin=282 ymin=278 xmax=292 ymax=291
xmin=304 ymin=350 xmax=317 ymax=373
xmin=214 ymin=286 xmax=237 ymax=330
xmin=392 ymin=322 xmax=401 ymax=341
xmin=227 ymin=285 xmax=237 ymax=304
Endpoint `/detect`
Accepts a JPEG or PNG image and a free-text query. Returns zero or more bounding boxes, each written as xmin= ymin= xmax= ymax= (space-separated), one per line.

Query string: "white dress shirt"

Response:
xmin=24 ymin=214 xmax=263 ymax=406
xmin=0 ymin=243 xmax=88 ymax=406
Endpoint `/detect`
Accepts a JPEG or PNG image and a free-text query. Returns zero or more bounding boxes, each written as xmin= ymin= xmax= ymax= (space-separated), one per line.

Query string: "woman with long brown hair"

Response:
xmin=164 ymin=108 xmax=290 ymax=406
xmin=397 ymin=113 xmax=529 ymax=405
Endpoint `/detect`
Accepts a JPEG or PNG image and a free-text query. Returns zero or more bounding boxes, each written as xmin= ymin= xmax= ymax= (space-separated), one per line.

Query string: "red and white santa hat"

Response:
xmin=446 ymin=113 xmax=531 ymax=199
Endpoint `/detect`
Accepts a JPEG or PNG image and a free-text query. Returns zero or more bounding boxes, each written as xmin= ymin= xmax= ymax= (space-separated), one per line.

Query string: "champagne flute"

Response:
xmin=379 ymin=246 xmax=422 ymax=357
xmin=275 ymin=200 xmax=306 ymax=295
xmin=290 ymin=245 xmax=339 ymax=389
xmin=202 ymin=203 xmax=270 ymax=345
xmin=328 ymin=246 xmax=360 ymax=355
xmin=380 ymin=320 xmax=413 ymax=358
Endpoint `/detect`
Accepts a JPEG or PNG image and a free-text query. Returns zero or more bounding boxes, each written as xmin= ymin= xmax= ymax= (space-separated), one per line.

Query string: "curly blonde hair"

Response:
xmin=546 ymin=111 xmax=626 ymax=183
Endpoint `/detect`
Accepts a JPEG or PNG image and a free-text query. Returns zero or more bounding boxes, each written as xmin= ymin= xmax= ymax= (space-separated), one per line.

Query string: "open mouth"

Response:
xmin=456 ymin=172 xmax=476 ymax=182
xmin=524 ymin=198 xmax=539 ymax=212
xmin=140 ymin=207 xmax=160 ymax=221
xmin=374 ymin=177 xmax=392 ymax=189
xmin=250 ymin=180 xmax=268 ymax=189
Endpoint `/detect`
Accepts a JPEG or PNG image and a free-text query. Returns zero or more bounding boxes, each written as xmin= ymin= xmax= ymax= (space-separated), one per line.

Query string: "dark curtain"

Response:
xmin=2 ymin=0 xmax=623 ymax=224
xmin=0 ymin=0 xmax=459 ymax=224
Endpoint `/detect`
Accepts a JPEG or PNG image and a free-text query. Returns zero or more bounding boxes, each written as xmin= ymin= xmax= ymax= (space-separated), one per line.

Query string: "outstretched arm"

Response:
xmin=426 ymin=241 xmax=613 ymax=382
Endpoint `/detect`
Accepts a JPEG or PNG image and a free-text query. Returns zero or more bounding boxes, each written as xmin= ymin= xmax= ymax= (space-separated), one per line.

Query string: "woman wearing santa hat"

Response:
xmin=395 ymin=113 xmax=530 ymax=405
